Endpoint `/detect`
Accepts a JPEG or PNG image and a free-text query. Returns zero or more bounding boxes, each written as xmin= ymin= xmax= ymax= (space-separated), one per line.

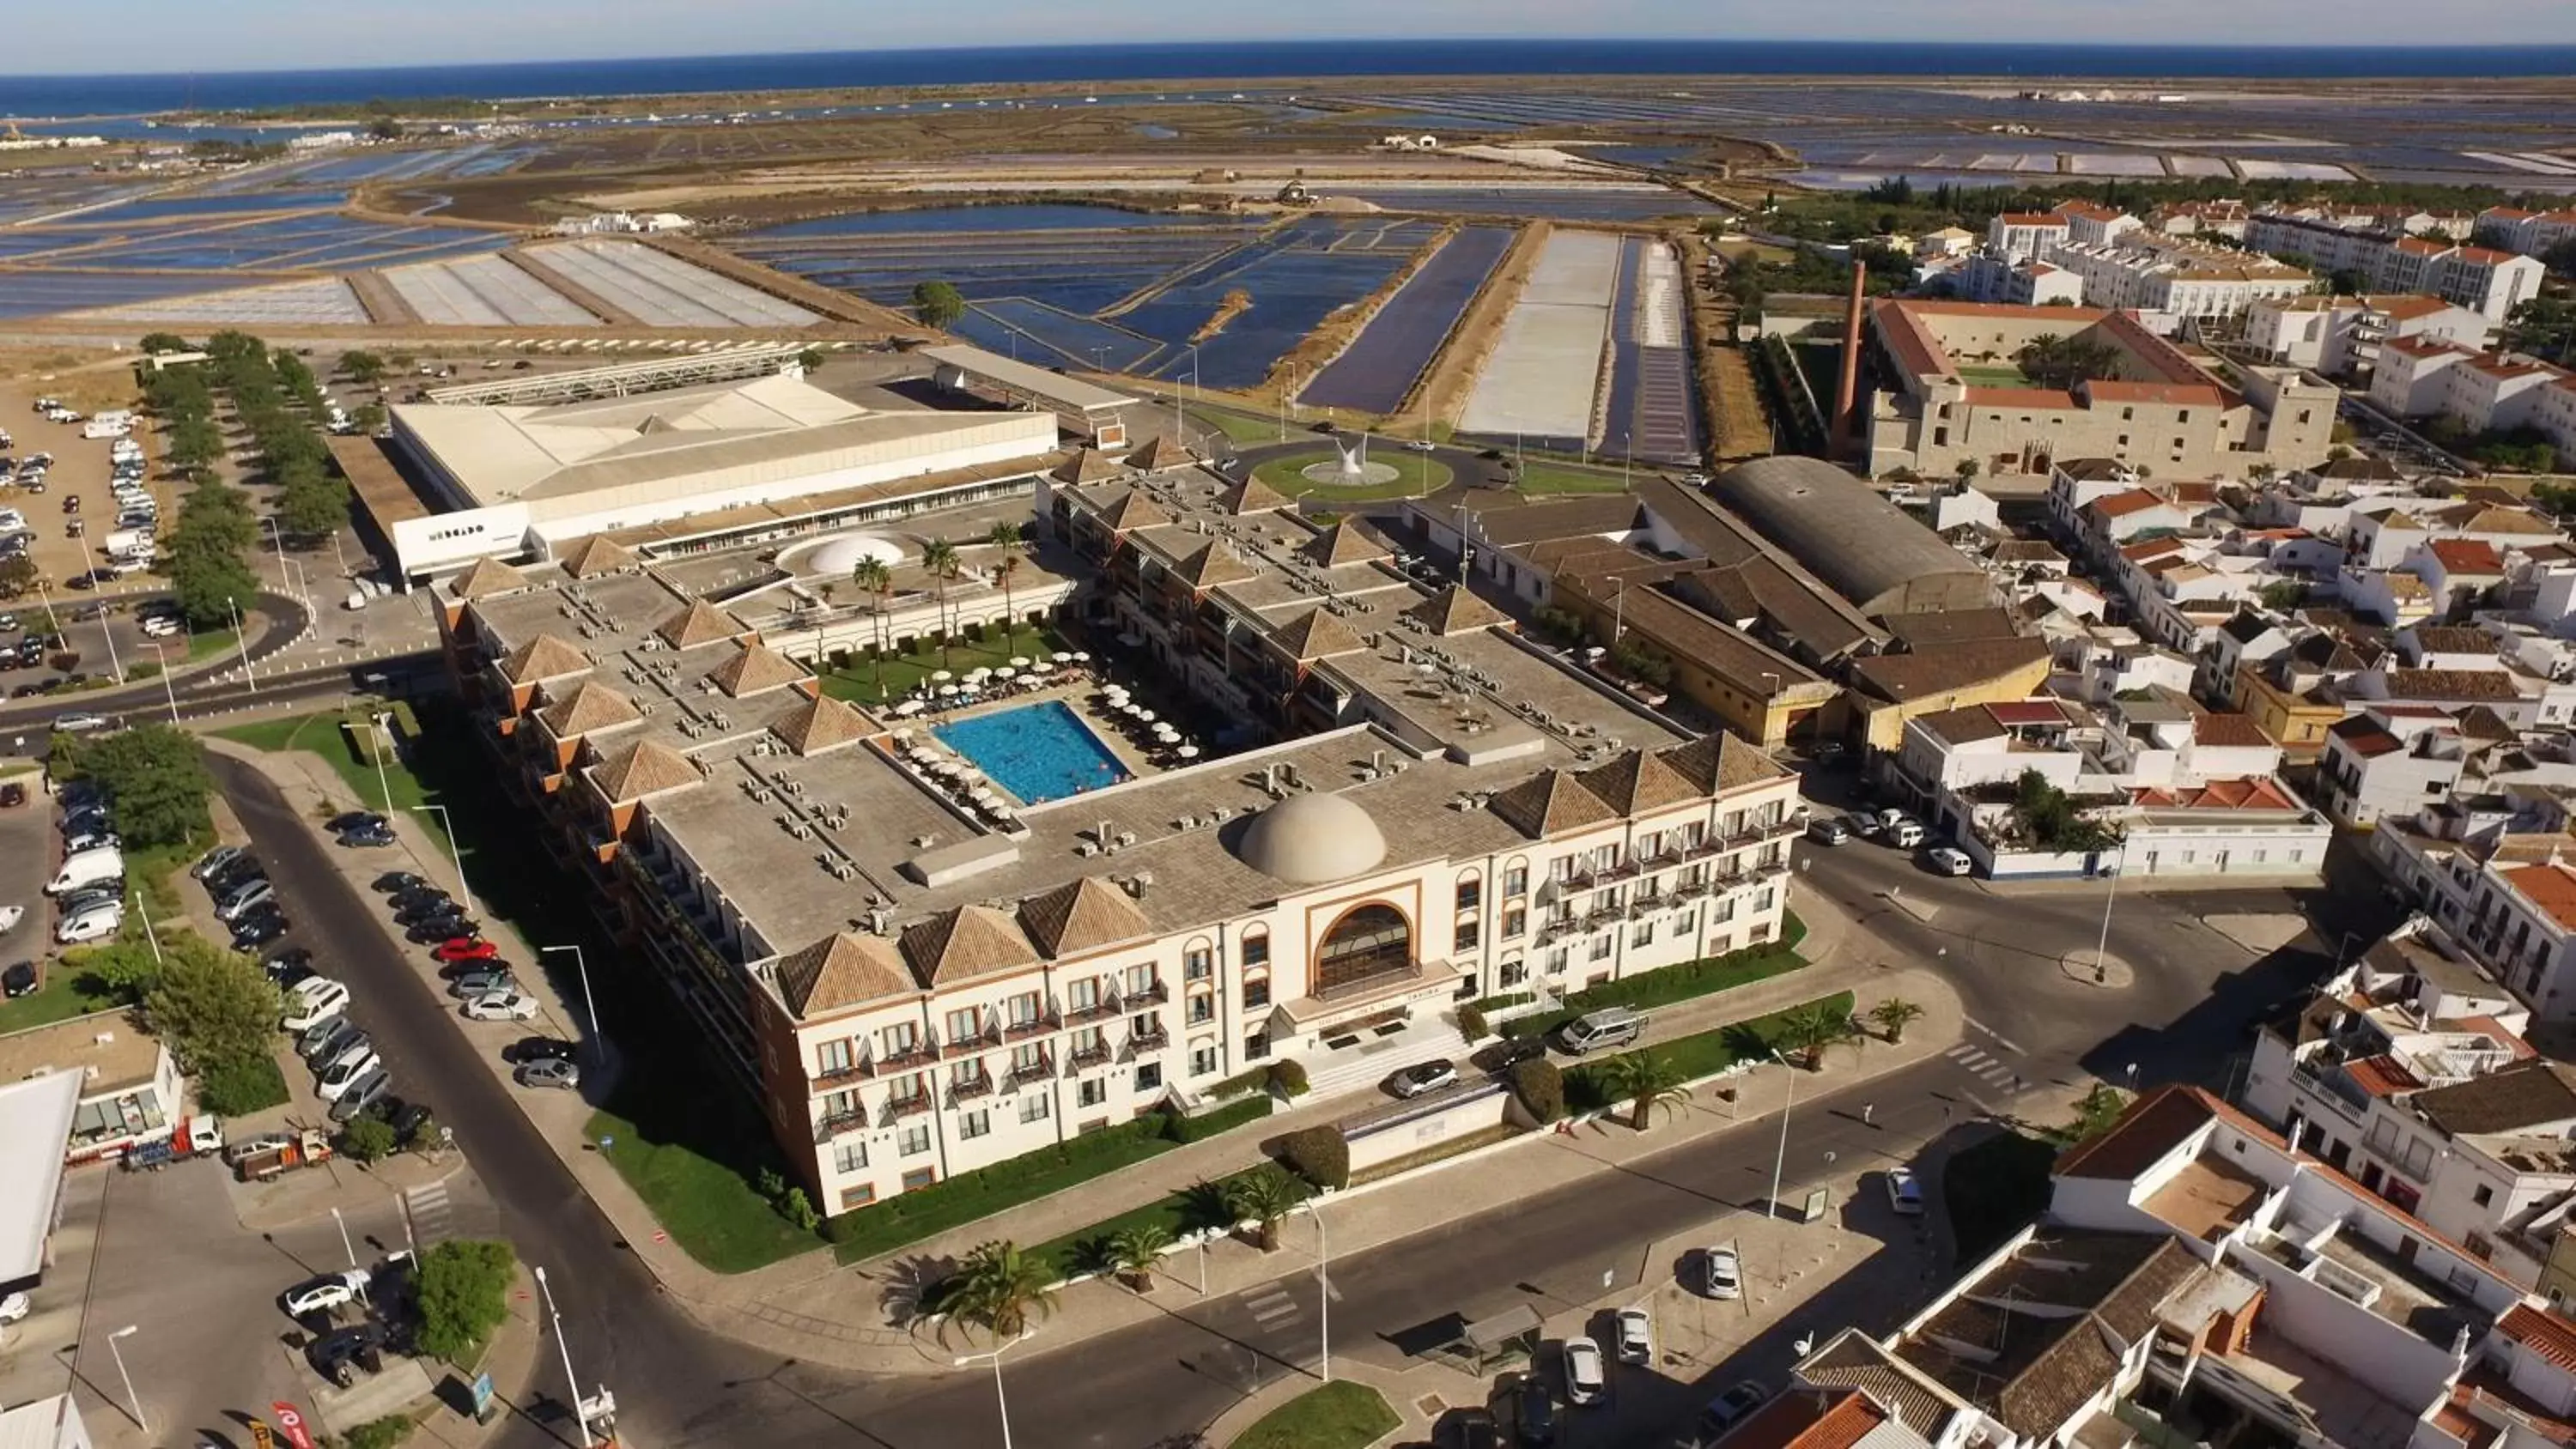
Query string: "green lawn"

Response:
xmin=1956 ymin=364 xmax=2034 ymax=387
xmin=1024 ymin=1157 xmax=1310 ymax=1283
xmin=215 ymin=706 xmax=426 ymax=817
xmin=185 ymin=627 xmax=239 ymax=663
xmin=1941 ymin=1130 xmax=2058 ymax=1264
xmin=1503 ymin=913 xmax=1807 ymax=1041
xmin=0 ymin=974 xmax=120 ymax=1036
xmin=1188 ymin=406 xmax=1291 ymax=447
xmin=1565 ymin=990 xmax=1857 ymax=1115
xmin=1252 ymin=449 xmax=1454 ymax=501
xmin=815 ymin=622 xmax=1075 ymax=706
xmin=1229 ymin=1382 xmax=1400 ymax=1449
xmin=586 ymin=1100 xmax=822 ymax=1275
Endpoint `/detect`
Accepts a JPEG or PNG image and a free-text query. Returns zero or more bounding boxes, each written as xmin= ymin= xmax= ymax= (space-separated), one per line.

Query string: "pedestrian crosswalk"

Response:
xmin=404 ymin=1179 xmax=455 ymax=1249
xmin=1241 ymin=1282 xmax=1302 ymax=1331
xmin=1945 ymin=1043 xmax=2026 ymax=1094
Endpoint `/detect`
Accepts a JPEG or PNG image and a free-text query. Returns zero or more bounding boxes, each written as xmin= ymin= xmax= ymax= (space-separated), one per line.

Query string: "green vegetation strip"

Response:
xmin=1229 ymin=1381 xmax=1400 ymax=1449
xmin=1251 ymin=449 xmax=1453 ymax=501
xmin=1024 ymin=1159 xmax=1311 ymax=1284
xmin=586 ymin=1103 xmax=822 ymax=1275
xmin=1565 ymin=990 xmax=1856 ymax=1115
xmin=0 ymin=975 xmax=119 ymax=1035
xmin=829 ymin=1094 xmax=1272 ymax=1267
xmin=816 ymin=621 xmax=1073 ymax=705
xmin=1504 ymin=912 xmax=1806 ymax=1040
xmin=1188 ymin=406 xmax=1292 ymax=447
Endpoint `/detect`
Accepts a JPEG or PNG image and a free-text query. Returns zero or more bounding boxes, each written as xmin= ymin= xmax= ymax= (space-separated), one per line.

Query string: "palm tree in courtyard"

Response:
xmin=1868 ymin=999 xmax=1925 ymax=1044
xmin=920 ymin=539 xmax=963 ymax=672
xmin=1097 ymin=1223 xmax=1171 ymax=1294
xmin=987 ymin=520 xmax=1027 ymax=653
xmin=1600 ymin=1050 xmax=1692 ymax=1131
xmin=947 ymin=1239 xmax=1055 ymax=1343
xmin=1221 ymin=1165 xmax=1304 ymax=1252
xmin=850 ymin=556 xmax=894 ymax=700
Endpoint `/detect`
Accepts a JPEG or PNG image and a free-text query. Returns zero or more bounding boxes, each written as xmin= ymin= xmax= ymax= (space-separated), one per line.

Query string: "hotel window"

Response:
xmin=1007 ymin=992 xmax=1041 ymax=1028
xmin=1503 ymin=906 xmax=1527 ymax=940
xmin=1245 ymin=1028 xmax=1270 ymax=1060
xmin=1135 ymin=1063 xmax=1163 ymax=1092
xmin=1078 ymin=1078 xmax=1107 ymax=1108
xmin=1187 ymin=991 xmax=1215 ymax=1026
xmin=1068 ymin=979 xmax=1099 ymax=1014
xmin=958 ymin=1111 xmax=991 ymax=1142
xmin=1242 ymin=972 xmax=1272 ymax=1010
xmin=1500 ymin=959 xmax=1528 ymax=988
xmin=1756 ymin=887 xmax=1777 ymax=912
xmin=882 ymin=1022 xmax=919 ymax=1058
xmin=1241 ymin=929 xmax=1271 ymax=968
xmin=832 ymin=1141 xmax=867 ymax=1175
xmin=1456 ymin=876 xmax=1482 ymax=914
xmin=1551 ymin=856 xmax=1574 ymax=883
xmin=1012 ymin=1043 xmax=1046 ymax=1077
xmin=1504 ymin=864 xmax=1528 ymax=897
xmin=1455 ymin=918 xmax=1481 ymax=953
xmin=900 ymin=1167 xmax=937 ymax=1193
xmin=1672 ymin=911 xmax=1695 ymax=937
xmin=1191 ymin=1044 xmax=1220 ymax=1076
xmin=945 ymin=1008 xmax=981 ymax=1044
xmin=898 ymin=1125 xmax=932 ymax=1158
xmin=1590 ymin=933 xmax=1613 ymax=962
xmin=1716 ymin=897 xmax=1737 ymax=923
xmin=1019 ymin=1094 xmax=1051 ymax=1125
xmin=1545 ymin=947 xmax=1570 ymax=974
xmin=1631 ymin=920 xmax=1655 ymax=949
xmin=1185 ymin=942 xmax=1213 ymax=981
xmin=839 ymin=1185 xmax=876 ymax=1211
xmin=817 ymin=1039 xmax=853 ymax=1077
xmin=1131 ymin=1012 xmax=1160 ymax=1039
xmin=1125 ymin=964 xmax=1157 ymax=997
xmin=822 ymin=1088 xmax=857 ymax=1123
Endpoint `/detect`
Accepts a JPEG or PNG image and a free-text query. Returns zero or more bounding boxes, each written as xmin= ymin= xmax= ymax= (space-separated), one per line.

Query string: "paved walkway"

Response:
xmin=210 ymin=731 xmax=1971 ymax=1391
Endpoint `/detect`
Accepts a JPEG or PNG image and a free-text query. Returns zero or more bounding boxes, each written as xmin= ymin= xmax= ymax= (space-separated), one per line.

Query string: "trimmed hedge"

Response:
xmin=1455 ymin=1003 xmax=1490 ymax=1041
xmin=1279 ymin=1125 xmax=1350 ymax=1191
xmin=1503 ymin=913 xmax=1809 ymax=1040
xmin=197 ymin=1050 xmax=289 ymax=1115
xmin=1510 ymin=1058 xmax=1566 ymax=1124
xmin=1170 ymin=1094 xmax=1269 ymax=1143
xmin=1472 ymin=991 xmax=1537 ymax=1013
xmin=1269 ymin=1059 xmax=1309 ymax=1097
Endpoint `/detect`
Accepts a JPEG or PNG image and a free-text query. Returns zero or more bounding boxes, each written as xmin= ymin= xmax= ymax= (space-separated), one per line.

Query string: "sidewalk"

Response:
xmin=207 ymin=731 xmax=1965 ymax=1385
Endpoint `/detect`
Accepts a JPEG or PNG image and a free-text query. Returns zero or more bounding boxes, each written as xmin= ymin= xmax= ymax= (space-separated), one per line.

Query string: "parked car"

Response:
xmin=1473 ymin=1035 xmax=1548 ymax=1074
xmin=1885 ymin=819 xmax=1927 ymax=850
xmin=447 ymin=968 xmax=517 ymax=998
xmin=408 ymin=917 xmax=479 ymax=943
xmin=2 ymin=961 xmax=35 ymax=998
xmin=328 ymin=1069 xmax=393 ymax=1123
xmin=325 ymin=811 xmax=387 ymax=834
xmin=1701 ymin=1246 xmax=1741 ymax=1300
xmin=515 ymin=1058 xmax=580 ymax=1090
xmin=337 ymin=824 xmax=397 ymax=848
xmin=373 ymin=871 xmax=431 ymax=894
xmin=1924 ymin=846 xmax=1972 ymax=876
xmin=55 ymin=903 xmax=123 ymax=944
xmin=1441 ymin=1407 xmax=1503 ymax=1449
xmin=433 ymin=937 xmax=499 ymax=963
xmin=1388 ymin=1058 xmax=1458 ymax=1099
xmin=507 ymin=1036 xmax=578 ymax=1064
xmin=1806 ymin=817 xmax=1851 ymax=846
xmin=283 ymin=980 xmax=350 ymax=1033
xmin=1555 ymin=1008 xmax=1643 ymax=1056
xmin=386 ymin=1100 xmax=435 ymax=1145
xmin=0 ymin=1290 xmax=27 ymax=1325
xmin=215 ymin=878 xmax=275 ymax=922
xmin=463 ymin=991 xmax=538 ymax=1022
xmin=1699 ymin=1382 xmax=1770 ymax=1441
xmin=1885 ymin=1167 xmax=1925 ymax=1216
xmin=230 ymin=910 xmax=289 ymax=949
xmin=1613 ymin=1307 xmax=1652 ymax=1365
xmin=0 ymin=782 xmax=23 ymax=809
xmin=299 ymin=1019 xmax=363 ymax=1066
xmin=1563 ymin=1337 xmax=1606 ymax=1407
xmin=305 ymin=1322 xmax=386 ymax=1387
xmin=191 ymin=844 xmax=246 ymax=881
xmin=1516 ymin=1377 xmax=1557 ymax=1448
xmin=317 ymin=1050 xmax=385 ymax=1103
xmin=282 ymin=1269 xmax=371 ymax=1318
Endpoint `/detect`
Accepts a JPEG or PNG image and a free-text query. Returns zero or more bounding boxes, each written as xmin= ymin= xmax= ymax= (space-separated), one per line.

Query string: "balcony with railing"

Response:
xmin=879 ymin=1036 xmax=940 ymax=1073
xmin=1068 ymin=1039 xmax=1112 ymax=1070
xmin=950 ymin=1071 xmax=995 ymax=1105
xmin=1004 ymin=1008 xmax=1062 ymax=1043
xmin=1126 ymin=979 xmax=1170 ymax=1008
xmin=944 ymin=1022 xmax=1003 ymax=1058
xmin=1006 ymin=1050 xmax=1054 ymax=1088
xmin=1124 ymin=1022 xmax=1170 ymax=1058
xmin=882 ymin=1092 xmax=933 ymax=1125
xmin=812 ymin=1053 xmax=876 ymax=1088
xmin=813 ymin=1108 xmax=866 ymax=1143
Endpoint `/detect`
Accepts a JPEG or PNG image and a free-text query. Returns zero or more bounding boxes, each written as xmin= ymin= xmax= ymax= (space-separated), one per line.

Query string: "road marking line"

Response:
xmin=1963 ymin=1017 xmax=2028 ymax=1056
xmin=1955 ymin=1049 xmax=1993 ymax=1070
xmin=1249 ymin=1303 xmax=1299 ymax=1325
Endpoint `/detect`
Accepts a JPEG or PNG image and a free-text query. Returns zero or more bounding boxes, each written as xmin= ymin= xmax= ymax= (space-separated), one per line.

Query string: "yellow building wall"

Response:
xmin=1856 ymin=653 xmax=2056 ymax=753
xmin=2235 ymin=664 xmax=2346 ymax=760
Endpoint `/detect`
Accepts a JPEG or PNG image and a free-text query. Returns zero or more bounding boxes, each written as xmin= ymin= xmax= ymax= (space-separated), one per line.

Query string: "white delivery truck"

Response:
xmin=102 ymin=528 xmax=153 ymax=557
xmin=46 ymin=845 xmax=125 ymax=896
xmin=81 ymin=419 xmax=131 ymax=440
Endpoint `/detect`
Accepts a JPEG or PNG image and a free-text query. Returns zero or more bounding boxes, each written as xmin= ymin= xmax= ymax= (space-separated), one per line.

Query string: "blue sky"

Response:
xmin=4 ymin=0 xmax=2571 ymax=72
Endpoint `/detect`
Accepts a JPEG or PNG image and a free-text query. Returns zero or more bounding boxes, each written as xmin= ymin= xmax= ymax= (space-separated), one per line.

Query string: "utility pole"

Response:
xmin=534 ymin=1267 xmax=593 ymax=1449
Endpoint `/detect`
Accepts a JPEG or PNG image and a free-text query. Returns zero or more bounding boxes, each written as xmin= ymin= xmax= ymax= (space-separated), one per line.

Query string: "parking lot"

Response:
xmin=0 ymin=379 xmax=177 ymax=603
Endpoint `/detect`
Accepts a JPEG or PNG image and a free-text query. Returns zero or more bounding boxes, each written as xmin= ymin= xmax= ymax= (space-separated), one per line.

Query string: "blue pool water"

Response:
xmin=934 ymin=701 xmax=1127 ymax=804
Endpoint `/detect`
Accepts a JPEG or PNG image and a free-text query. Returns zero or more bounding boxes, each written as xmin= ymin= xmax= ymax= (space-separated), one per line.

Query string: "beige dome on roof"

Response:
xmin=1234 ymin=791 xmax=1386 ymax=885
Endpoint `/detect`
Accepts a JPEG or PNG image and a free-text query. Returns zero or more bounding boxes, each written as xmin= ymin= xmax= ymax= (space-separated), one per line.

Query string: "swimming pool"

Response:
xmin=934 ymin=701 xmax=1128 ymax=804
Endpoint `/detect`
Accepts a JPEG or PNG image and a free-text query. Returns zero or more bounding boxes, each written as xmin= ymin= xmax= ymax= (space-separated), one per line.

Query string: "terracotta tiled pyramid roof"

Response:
xmin=773 ymin=932 xmax=916 ymax=1018
xmin=1218 ymin=476 xmax=1294 ymax=515
xmin=557 ymin=535 xmax=640 ymax=579
xmin=1018 ymin=876 xmax=1152 ymax=959
xmin=769 ymin=694 xmax=872 ymax=756
xmin=589 ymin=739 xmax=702 ymax=803
xmin=1268 ymin=606 xmax=1365 ymax=662
xmin=901 ymin=905 xmax=1040 ymax=985
xmin=1303 ymin=520 xmax=1391 ymax=568
xmin=1402 ymin=585 xmax=1508 ymax=636
xmin=1051 ymin=448 xmax=1129 ymax=486
xmin=654 ymin=598 xmax=743 ymax=649
xmin=1124 ymin=434 xmax=1194 ymax=472
xmin=450 ymin=556 xmax=530 ymax=601
xmin=1579 ymin=749 xmax=1704 ymax=814
xmin=1658 ymin=733 xmax=1784 ymax=793
xmin=1172 ymin=540 xmax=1256 ymax=590
xmin=537 ymin=679 xmax=642 ymax=738
xmin=1094 ymin=487 xmax=1170 ymax=532
xmin=501 ymin=633 xmax=592 ymax=685
xmin=1487 ymin=769 xmax=1619 ymax=839
xmin=708 ymin=641 xmax=809 ymax=698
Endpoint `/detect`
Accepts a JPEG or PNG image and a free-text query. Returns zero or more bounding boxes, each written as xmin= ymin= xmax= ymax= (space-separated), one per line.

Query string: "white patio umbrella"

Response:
xmin=1176 ymin=744 xmax=1200 ymax=759
xmin=931 ymin=669 xmax=954 ymax=682
xmin=1053 ymin=651 xmax=1076 ymax=664
xmin=1009 ymin=656 xmax=1033 ymax=668
xmin=1073 ymin=652 xmax=1091 ymax=663
xmin=1026 ymin=660 xmax=1052 ymax=675
xmin=966 ymin=667 xmax=992 ymax=682
xmin=1135 ymin=710 xmax=1157 ymax=724
xmin=994 ymin=665 xmax=1018 ymax=681
xmin=893 ymin=700 xmax=925 ymax=717
xmin=937 ymin=683 xmax=958 ymax=697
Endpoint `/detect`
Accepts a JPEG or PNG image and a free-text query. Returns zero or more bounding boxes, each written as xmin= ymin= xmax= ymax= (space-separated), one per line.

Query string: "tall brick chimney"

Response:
xmin=1830 ymin=260 xmax=1867 ymax=461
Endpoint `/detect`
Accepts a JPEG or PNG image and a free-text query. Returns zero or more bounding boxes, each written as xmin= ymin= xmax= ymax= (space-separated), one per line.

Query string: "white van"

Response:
xmin=1556 ymin=1007 xmax=1646 ymax=1055
xmin=283 ymin=980 xmax=350 ymax=1033
xmin=56 ymin=900 xmax=124 ymax=944
xmin=102 ymin=529 xmax=152 ymax=557
xmin=46 ymin=846 xmax=125 ymax=896
xmin=80 ymin=420 xmax=131 ymax=440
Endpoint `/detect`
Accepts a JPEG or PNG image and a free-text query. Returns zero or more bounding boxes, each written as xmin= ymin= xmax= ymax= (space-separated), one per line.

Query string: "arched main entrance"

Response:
xmin=1314 ymin=903 xmax=1413 ymax=996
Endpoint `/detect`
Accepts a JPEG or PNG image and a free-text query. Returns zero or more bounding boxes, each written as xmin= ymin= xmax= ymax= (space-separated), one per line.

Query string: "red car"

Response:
xmin=432 ymin=937 xmax=500 ymax=963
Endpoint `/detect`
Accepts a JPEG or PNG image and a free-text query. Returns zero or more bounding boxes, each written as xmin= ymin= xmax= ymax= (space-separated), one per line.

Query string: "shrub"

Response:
xmin=1455 ymin=1004 xmax=1490 ymax=1041
xmin=1472 ymin=991 xmax=1536 ymax=1013
xmin=779 ymin=1187 xmax=820 ymax=1233
xmin=196 ymin=1051 xmax=289 ymax=1115
xmin=1279 ymin=1126 xmax=1349 ymax=1191
xmin=1168 ymin=1095 xmax=1267 ymax=1143
xmin=1510 ymin=1058 xmax=1566 ymax=1124
xmin=410 ymin=1239 xmax=516 ymax=1363
xmin=1268 ymin=1059 xmax=1309 ymax=1097
xmin=338 ymin=1113 xmax=398 ymax=1165
xmin=341 ymin=1416 xmax=413 ymax=1449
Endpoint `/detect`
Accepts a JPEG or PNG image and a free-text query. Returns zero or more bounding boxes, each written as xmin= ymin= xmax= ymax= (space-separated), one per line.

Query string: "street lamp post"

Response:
xmin=542 ymin=943 xmax=608 ymax=1068
xmin=952 ymin=1335 xmax=1026 ymax=1449
xmin=148 ymin=638 xmax=179 ymax=724
xmin=1306 ymin=1198 xmax=1333 ymax=1383
xmin=367 ymin=712 xmax=395 ymax=815
xmin=2091 ymin=837 xmax=2129 ymax=984
xmin=534 ymin=1266 xmax=593 ymax=1449
xmin=74 ymin=537 xmax=124 ymax=684
xmin=262 ymin=517 xmax=301 ymax=605
xmin=1766 ymin=1049 xmax=1799 ymax=1224
xmin=411 ymin=803 xmax=476 ymax=923
xmin=226 ymin=595 xmax=256 ymax=694
xmin=331 ymin=1206 xmax=357 ymax=1268
xmin=106 ymin=1325 xmax=145 ymax=1432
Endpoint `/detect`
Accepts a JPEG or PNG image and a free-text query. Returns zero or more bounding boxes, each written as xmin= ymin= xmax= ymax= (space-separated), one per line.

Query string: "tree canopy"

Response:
xmin=142 ymin=933 xmax=281 ymax=1079
xmin=65 ymin=724 xmax=213 ymax=848
xmin=410 ymin=1239 xmax=517 ymax=1361
xmin=910 ymin=279 xmax=966 ymax=328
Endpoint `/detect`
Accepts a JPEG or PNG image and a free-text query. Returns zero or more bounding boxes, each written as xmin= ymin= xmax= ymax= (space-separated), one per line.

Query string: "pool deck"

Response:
xmin=932 ymin=692 xmax=1148 ymax=806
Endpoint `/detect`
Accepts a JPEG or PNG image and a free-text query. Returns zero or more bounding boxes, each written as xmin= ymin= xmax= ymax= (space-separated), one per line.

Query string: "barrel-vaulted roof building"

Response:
xmin=1710 ymin=457 xmax=1996 ymax=618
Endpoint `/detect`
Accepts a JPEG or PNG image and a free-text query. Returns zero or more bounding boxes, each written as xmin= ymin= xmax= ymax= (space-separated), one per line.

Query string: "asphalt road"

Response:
xmin=210 ymin=743 xmax=2397 ymax=1449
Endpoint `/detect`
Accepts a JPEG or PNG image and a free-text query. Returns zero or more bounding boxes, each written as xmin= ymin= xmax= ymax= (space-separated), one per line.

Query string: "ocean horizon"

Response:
xmin=4 ymin=39 xmax=2575 ymax=118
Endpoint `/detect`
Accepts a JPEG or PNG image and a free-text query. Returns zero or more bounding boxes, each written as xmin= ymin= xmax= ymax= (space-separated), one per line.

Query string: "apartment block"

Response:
xmin=2245 ymin=294 xmax=2496 ymax=376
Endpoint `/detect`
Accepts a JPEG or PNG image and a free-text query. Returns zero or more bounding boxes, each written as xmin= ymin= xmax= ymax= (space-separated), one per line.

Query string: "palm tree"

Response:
xmin=850 ymin=556 xmax=894 ymax=700
xmin=920 ymin=539 xmax=963 ymax=672
xmin=1100 ymin=1224 xmax=1170 ymax=1294
xmin=1599 ymin=1051 xmax=1692 ymax=1131
xmin=946 ymin=1239 xmax=1055 ymax=1342
xmin=1769 ymin=1001 xmax=1864 ymax=1071
xmin=987 ymin=521 xmax=1026 ymax=652
xmin=1868 ymin=999 xmax=1925 ymax=1044
xmin=1222 ymin=1165 xmax=1304 ymax=1252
